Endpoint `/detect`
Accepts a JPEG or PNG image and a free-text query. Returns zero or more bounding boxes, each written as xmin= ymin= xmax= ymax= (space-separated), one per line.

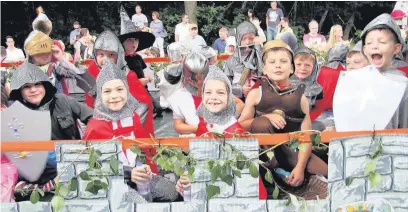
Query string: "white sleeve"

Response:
xmin=131 ymin=15 xmax=136 ymax=24
xmin=18 ymin=49 xmax=25 ymax=59
xmin=175 ymin=24 xmax=180 ymax=36
xmin=143 ymin=15 xmax=148 ymax=24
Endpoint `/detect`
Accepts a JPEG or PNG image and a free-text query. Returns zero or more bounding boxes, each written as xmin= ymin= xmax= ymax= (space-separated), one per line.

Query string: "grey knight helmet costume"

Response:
xmin=361 ymin=13 xmax=408 ymax=70
xmin=289 ymin=46 xmax=323 ymax=108
xmin=223 ymin=21 xmax=263 ymax=99
xmin=182 ymin=51 xmax=210 ymax=97
xmin=93 ymin=30 xmax=127 ymax=70
xmin=196 ymin=66 xmax=237 ymax=125
xmin=325 ymin=44 xmax=349 ymax=70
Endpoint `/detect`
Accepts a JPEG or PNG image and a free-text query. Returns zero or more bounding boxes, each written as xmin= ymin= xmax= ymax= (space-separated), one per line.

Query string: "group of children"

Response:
xmin=1 ymin=10 xmax=408 ymax=204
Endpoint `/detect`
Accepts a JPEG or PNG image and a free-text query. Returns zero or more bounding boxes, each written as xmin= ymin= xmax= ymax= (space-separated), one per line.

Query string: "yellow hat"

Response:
xmin=262 ymin=40 xmax=293 ymax=59
xmin=190 ymin=24 xmax=198 ymax=29
xmin=24 ymin=31 xmax=52 ymax=56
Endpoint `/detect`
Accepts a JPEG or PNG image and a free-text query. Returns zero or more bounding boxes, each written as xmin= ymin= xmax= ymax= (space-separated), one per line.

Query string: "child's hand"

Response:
xmin=287 ymin=166 xmax=304 ymax=187
xmin=51 ymin=45 xmax=64 ymax=61
xmin=131 ymin=165 xmax=152 ymax=185
xmin=264 ymin=113 xmax=286 ymax=129
xmin=175 ymin=171 xmax=192 ymax=196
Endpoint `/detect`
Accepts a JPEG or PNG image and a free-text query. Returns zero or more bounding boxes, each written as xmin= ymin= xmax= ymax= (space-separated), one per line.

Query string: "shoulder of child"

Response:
xmin=247 ymin=87 xmax=261 ymax=105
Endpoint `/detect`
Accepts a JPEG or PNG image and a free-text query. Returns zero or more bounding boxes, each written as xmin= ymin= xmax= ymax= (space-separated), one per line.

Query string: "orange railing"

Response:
xmin=1 ymin=129 xmax=407 ymax=152
xmin=0 ymin=55 xmax=231 ymax=68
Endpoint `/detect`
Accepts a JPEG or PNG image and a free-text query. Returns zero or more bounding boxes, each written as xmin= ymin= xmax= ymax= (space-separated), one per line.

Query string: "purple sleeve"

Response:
xmin=279 ymin=9 xmax=284 ymax=18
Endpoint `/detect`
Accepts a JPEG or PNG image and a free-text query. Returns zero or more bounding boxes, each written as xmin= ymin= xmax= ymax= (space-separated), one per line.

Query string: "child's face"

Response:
xmin=203 ymin=79 xmax=228 ymax=113
xmin=95 ymin=50 xmax=118 ymax=68
xmin=21 ymin=82 xmax=45 ymax=105
xmin=240 ymin=33 xmax=255 ymax=55
xmin=123 ymin=38 xmax=139 ymax=53
xmin=32 ymin=52 xmax=52 ymax=66
xmin=346 ymin=52 xmax=370 ymax=71
xmin=294 ymin=56 xmax=314 ymax=80
xmin=264 ymin=49 xmax=293 ymax=83
xmin=101 ymin=79 xmax=128 ymax=112
xmin=363 ymin=29 xmax=402 ymax=70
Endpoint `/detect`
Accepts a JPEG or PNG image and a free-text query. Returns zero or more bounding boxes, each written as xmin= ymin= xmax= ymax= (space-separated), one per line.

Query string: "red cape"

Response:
xmin=398 ymin=66 xmax=408 ymax=76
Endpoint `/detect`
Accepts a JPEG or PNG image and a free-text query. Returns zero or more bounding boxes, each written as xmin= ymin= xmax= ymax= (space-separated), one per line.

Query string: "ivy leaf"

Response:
xmin=157 ymin=157 xmax=165 ymax=167
xmin=51 ymin=196 xmax=64 ymax=212
xmin=345 ymin=177 xmax=354 ymax=186
xmin=285 ymin=197 xmax=292 ymax=206
xmin=170 ymin=155 xmax=178 ymax=164
xmin=130 ymin=145 xmax=142 ymax=156
xmin=175 ymin=165 xmax=185 ymax=177
xmin=298 ymin=143 xmax=307 ymax=152
xmin=59 ymin=184 xmax=69 ymax=196
xmin=364 ymin=160 xmax=377 ymax=175
xmin=288 ymin=138 xmax=299 ymax=151
xmin=188 ymin=166 xmax=195 ymax=176
xmin=310 ymin=134 xmax=321 ymax=146
xmin=369 ymin=141 xmax=383 ymax=160
xmin=30 ymin=191 xmax=40 ymax=204
xmin=233 ymin=169 xmax=241 ymax=178
xmin=207 ymin=160 xmax=215 ymax=170
xmin=266 ymin=151 xmax=274 ymax=160
xmin=85 ymin=182 xmax=99 ymax=195
xmin=109 ymin=155 xmax=119 ymax=175
xmin=289 ymin=194 xmax=300 ymax=209
xmin=369 ymin=172 xmax=382 ymax=188
xmin=224 ymin=175 xmax=234 ymax=186
xmin=95 ymin=150 xmax=102 ymax=157
xmin=101 ymin=182 xmax=109 ymax=191
xmin=272 ymin=185 xmax=279 ymax=199
xmin=249 ymin=162 xmax=259 ymax=178
xmin=210 ymin=166 xmax=220 ymax=184
xmin=89 ymin=149 xmax=97 ymax=169
xmin=80 ymin=171 xmax=91 ymax=181
xmin=265 ymin=170 xmax=273 ymax=184
xmin=69 ymin=177 xmax=78 ymax=191
xmin=206 ymin=185 xmax=221 ymax=200
xmin=37 ymin=189 xmax=45 ymax=197
xmin=54 ymin=182 xmax=61 ymax=194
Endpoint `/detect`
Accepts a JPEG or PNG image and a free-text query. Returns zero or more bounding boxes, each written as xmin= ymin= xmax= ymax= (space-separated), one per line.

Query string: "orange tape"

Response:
xmin=1 ymin=129 xmax=407 ymax=152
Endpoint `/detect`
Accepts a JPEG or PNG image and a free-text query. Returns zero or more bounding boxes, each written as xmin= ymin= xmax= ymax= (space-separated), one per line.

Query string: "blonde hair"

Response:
xmin=327 ymin=25 xmax=343 ymax=48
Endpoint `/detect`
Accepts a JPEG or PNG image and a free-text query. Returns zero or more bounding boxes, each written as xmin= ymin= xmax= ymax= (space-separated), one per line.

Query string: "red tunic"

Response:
xmin=311 ymin=64 xmax=344 ymax=121
xmin=84 ymin=60 xmax=154 ymax=137
xmin=82 ymin=113 xmax=159 ymax=174
xmin=398 ymin=66 xmax=408 ymax=76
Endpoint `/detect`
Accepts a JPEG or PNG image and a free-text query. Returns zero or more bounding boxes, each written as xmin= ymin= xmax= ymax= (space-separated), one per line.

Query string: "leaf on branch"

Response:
xmin=157 ymin=157 xmax=165 ymax=167
xmin=364 ymin=160 xmax=377 ymax=175
xmin=175 ymin=165 xmax=184 ymax=177
xmin=224 ymin=175 xmax=234 ymax=186
xmin=109 ymin=155 xmax=119 ymax=175
xmin=30 ymin=191 xmax=40 ymax=204
xmin=130 ymin=145 xmax=142 ymax=156
xmin=80 ymin=171 xmax=91 ymax=181
xmin=224 ymin=144 xmax=233 ymax=156
xmin=249 ymin=162 xmax=259 ymax=178
xmin=345 ymin=177 xmax=354 ymax=186
xmin=289 ymin=194 xmax=300 ymax=209
xmin=285 ymin=197 xmax=292 ymax=206
xmin=369 ymin=140 xmax=383 ymax=160
xmin=89 ymin=149 xmax=97 ymax=169
xmin=59 ymin=184 xmax=69 ymax=196
xmin=207 ymin=160 xmax=215 ymax=171
xmin=265 ymin=170 xmax=273 ymax=184
xmin=188 ymin=166 xmax=195 ymax=175
xmin=298 ymin=143 xmax=308 ymax=152
xmin=310 ymin=134 xmax=321 ymax=146
xmin=210 ymin=166 xmax=220 ymax=184
xmin=51 ymin=196 xmax=64 ymax=212
xmin=101 ymin=182 xmax=109 ymax=191
xmin=266 ymin=151 xmax=274 ymax=160
xmin=170 ymin=155 xmax=178 ymax=164
xmin=38 ymin=189 xmax=45 ymax=197
xmin=369 ymin=172 xmax=382 ymax=188
xmin=272 ymin=184 xmax=279 ymax=199
xmin=288 ymin=138 xmax=299 ymax=151
xmin=206 ymin=185 xmax=221 ymax=200
xmin=69 ymin=177 xmax=78 ymax=191
xmin=233 ymin=169 xmax=241 ymax=178
xmin=95 ymin=150 xmax=102 ymax=157
xmin=85 ymin=182 xmax=99 ymax=195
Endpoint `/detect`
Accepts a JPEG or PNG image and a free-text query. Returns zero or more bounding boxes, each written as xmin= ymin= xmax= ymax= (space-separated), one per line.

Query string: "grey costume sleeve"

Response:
xmin=135 ymin=103 xmax=149 ymax=126
xmin=398 ymin=86 xmax=408 ymax=128
xmin=67 ymin=95 xmax=93 ymax=124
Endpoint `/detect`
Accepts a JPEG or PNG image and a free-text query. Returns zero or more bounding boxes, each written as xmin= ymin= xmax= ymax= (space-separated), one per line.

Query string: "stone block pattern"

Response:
xmin=9 ymin=135 xmax=407 ymax=211
xmin=328 ymin=134 xmax=408 ymax=212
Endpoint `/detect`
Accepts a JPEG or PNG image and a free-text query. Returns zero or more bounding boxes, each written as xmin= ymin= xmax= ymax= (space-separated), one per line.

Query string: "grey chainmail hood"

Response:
xmin=196 ymin=66 xmax=237 ymax=125
xmin=289 ymin=47 xmax=322 ymax=107
xmin=93 ymin=30 xmax=127 ymax=70
xmin=326 ymin=44 xmax=349 ymax=69
xmin=182 ymin=51 xmax=209 ymax=97
xmin=9 ymin=62 xmax=56 ymax=110
xmin=93 ymin=60 xmax=141 ymax=122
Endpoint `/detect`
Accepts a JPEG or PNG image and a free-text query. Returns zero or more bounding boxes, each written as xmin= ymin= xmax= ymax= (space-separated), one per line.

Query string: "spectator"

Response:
xmin=69 ymin=21 xmax=81 ymax=46
xmin=4 ymin=36 xmax=25 ymax=62
xmin=276 ymin=17 xmax=293 ymax=39
xmin=1 ymin=46 xmax=6 ymax=62
xmin=248 ymin=9 xmax=257 ymax=23
xmin=150 ymin=11 xmax=165 ymax=57
xmin=132 ymin=5 xmax=148 ymax=30
xmin=303 ymin=20 xmax=326 ymax=49
xmin=252 ymin=18 xmax=267 ymax=45
xmin=73 ymin=28 xmax=90 ymax=62
xmin=213 ymin=27 xmax=228 ymax=53
xmin=225 ymin=36 xmax=236 ymax=55
xmin=175 ymin=14 xmax=190 ymax=42
xmin=326 ymin=24 xmax=350 ymax=50
xmin=184 ymin=24 xmax=207 ymax=52
xmin=266 ymin=1 xmax=284 ymax=41
xmin=346 ymin=41 xmax=370 ymax=71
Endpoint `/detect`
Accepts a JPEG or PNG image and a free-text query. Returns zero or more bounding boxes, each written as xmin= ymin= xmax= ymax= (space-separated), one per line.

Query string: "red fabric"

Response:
xmin=52 ymin=40 xmax=62 ymax=63
xmin=398 ymin=66 xmax=408 ymax=76
xmin=82 ymin=114 xmax=159 ymax=174
xmin=311 ymin=64 xmax=344 ymax=121
xmin=85 ymin=60 xmax=100 ymax=108
xmin=125 ymin=52 xmax=138 ymax=57
xmin=259 ymin=177 xmax=267 ymax=200
xmin=391 ymin=10 xmax=406 ymax=20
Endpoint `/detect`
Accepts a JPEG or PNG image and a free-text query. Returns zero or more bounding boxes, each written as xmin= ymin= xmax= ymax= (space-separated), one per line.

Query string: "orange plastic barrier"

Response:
xmin=1 ymin=129 xmax=407 ymax=152
xmin=0 ymin=55 xmax=231 ymax=68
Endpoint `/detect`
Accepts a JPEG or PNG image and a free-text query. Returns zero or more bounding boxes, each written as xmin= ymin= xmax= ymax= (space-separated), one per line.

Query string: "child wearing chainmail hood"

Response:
xmin=239 ymin=40 xmax=328 ymax=200
xmin=346 ymin=41 xmax=370 ymax=71
xmin=196 ymin=68 xmax=245 ymax=137
xmin=83 ymin=61 xmax=185 ymax=203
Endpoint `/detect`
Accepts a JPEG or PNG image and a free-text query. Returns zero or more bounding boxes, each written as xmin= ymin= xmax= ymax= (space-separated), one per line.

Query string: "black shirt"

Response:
xmin=125 ymin=54 xmax=148 ymax=88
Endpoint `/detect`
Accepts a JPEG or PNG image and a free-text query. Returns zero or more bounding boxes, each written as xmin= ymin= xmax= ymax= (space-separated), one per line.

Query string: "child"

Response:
xmin=239 ymin=40 xmax=327 ymax=200
xmin=83 ymin=60 xmax=185 ymax=202
xmin=9 ymin=62 xmax=93 ymax=201
xmin=196 ymin=68 xmax=244 ymax=137
xmin=346 ymin=41 xmax=370 ymax=71
xmin=361 ymin=13 xmax=408 ymax=128
xmin=84 ymin=30 xmax=155 ymax=136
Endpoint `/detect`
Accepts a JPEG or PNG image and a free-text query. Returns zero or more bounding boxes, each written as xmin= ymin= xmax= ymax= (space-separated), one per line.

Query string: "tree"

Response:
xmin=184 ymin=1 xmax=197 ymax=24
